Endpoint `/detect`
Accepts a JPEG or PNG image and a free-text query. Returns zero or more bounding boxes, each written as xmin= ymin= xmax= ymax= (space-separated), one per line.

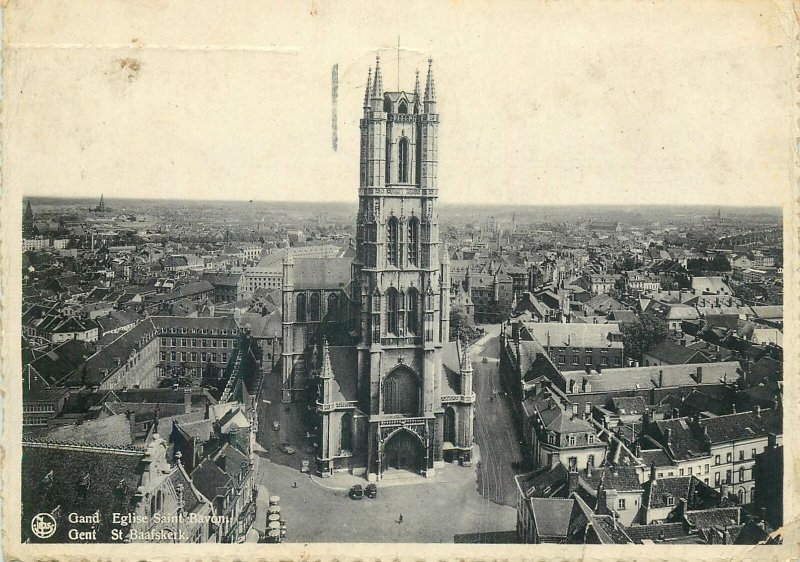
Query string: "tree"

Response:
xmin=621 ymin=310 xmax=668 ymax=362
xmin=450 ymin=305 xmax=479 ymax=342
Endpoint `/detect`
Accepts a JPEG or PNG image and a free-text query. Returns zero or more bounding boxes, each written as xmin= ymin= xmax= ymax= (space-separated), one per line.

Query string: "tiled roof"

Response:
xmin=441 ymin=341 xmax=463 ymax=396
xmin=686 ymin=507 xmax=740 ymax=529
xmin=522 ymin=322 xmax=623 ymax=349
xmin=22 ymin=442 xmax=145 ymax=542
xmin=700 ymin=409 xmax=781 ymax=444
xmin=611 ymin=396 xmax=647 ymax=416
xmin=530 ymin=498 xmax=575 ymax=537
xmin=645 ymin=340 xmax=709 ymax=365
xmin=43 ymin=414 xmax=134 ymax=446
xmin=561 ymin=362 xmax=740 ymax=394
xmin=645 ymin=475 xmax=692 ymax=509
xmin=191 ymin=457 xmax=232 ymax=502
xmin=580 ymin=466 xmax=642 ymax=492
xmin=27 ymin=339 xmax=93 ymax=387
xmin=515 ymin=464 xmax=569 ymax=499
xmin=624 ymin=522 xmax=689 ymax=543
xmin=292 ymin=257 xmax=351 ymax=290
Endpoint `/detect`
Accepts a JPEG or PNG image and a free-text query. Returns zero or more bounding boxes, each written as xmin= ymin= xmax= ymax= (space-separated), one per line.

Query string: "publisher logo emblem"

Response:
xmin=31 ymin=513 xmax=57 ymax=539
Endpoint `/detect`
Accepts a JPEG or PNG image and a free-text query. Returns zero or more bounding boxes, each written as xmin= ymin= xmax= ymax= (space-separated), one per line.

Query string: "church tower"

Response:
xmin=352 ymin=55 xmax=453 ymax=481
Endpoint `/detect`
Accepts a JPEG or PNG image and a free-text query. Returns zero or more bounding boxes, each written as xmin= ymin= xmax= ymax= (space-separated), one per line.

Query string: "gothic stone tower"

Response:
xmin=351 ymin=55 xmax=468 ymax=481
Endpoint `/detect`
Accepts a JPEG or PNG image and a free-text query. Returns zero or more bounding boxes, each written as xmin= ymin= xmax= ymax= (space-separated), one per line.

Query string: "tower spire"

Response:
xmin=372 ymin=53 xmax=383 ymax=100
xmin=414 ymin=69 xmax=421 ymax=100
xmin=424 ymin=58 xmax=436 ymax=102
xmin=364 ymin=67 xmax=372 ymax=108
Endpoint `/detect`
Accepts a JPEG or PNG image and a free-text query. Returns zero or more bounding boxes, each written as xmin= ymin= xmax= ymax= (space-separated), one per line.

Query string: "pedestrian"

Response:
xmin=398 ymin=514 xmax=403 ymax=524
xmin=292 ymin=481 xmax=297 ymax=488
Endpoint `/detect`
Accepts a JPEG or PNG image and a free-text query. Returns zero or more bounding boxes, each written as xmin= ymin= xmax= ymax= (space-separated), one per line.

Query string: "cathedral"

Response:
xmin=280 ymin=55 xmax=475 ymax=481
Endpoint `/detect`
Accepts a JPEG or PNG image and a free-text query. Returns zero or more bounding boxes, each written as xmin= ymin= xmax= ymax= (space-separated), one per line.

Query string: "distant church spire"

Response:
xmin=372 ymin=53 xmax=383 ymax=99
xmin=424 ymin=58 xmax=436 ymax=102
xmin=364 ymin=67 xmax=372 ymax=108
xmin=414 ymin=69 xmax=421 ymax=99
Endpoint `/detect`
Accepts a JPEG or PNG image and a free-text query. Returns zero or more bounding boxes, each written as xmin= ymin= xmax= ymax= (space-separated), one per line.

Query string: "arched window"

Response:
xmin=371 ymin=289 xmax=382 ymax=343
xmin=367 ymin=244 xmax=377 ymax=268
xmin=296 ymin=293 xmax=306 ymax=322
xmin=387 ymin=288 xmax=399 ymax=335
xmin=385 ymin=139 xmax=391 ymax=183
xmin=407 ymin=288 xmax=419 ymax=334
xmin=399 ymin=138 xmax=409 ymax=183
xmin=398 ymin=100 xmax=408 ymax=114
xmin=738 ymin=488 xmax=745 ymax=504
xmin=387 ymin=217 xmax=399 ymax=266
xmin=327 ymin=293 xmax=338 ymax=321
xmin=309 ymin=293 xmax=320 ymax=322
xmin=444 ymin=407 xmax=456 ymax=444
xmin=340 ymin=412 xmax=353 ymax=452
xmin=382 ymin=366 xmax=419 ymax=415
xmin=150 ymin=495 xmax=157 ymax=515
xmin=407 ymin=217 xmax=419 ymax=266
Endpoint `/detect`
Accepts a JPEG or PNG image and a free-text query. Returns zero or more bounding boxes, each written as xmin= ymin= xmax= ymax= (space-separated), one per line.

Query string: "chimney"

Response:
xmin=634 ymin=360 xmax=639 ymax=367
xmin=696 ymin=366 xmax=703 ymax=383
xmin=665 ymin=428 xmax=673 ymax=444
xmin=754 ymin=404 xmax=761 ymax=417
xmin=634 ymin=442 xmax=642 ymax=457
xmin=205 ymin=402 xmax=211 ymax=420
xmin=215 ymin=454 xmax=227 ymax=472
xmin=678 ymin=497 xmax=688 ymax=516
xmin=568 ymin=469 xmax=579 ymax=494
xmin=658 ymin=370 xmax=664 ymax=388
xmin=680 ymin=338 xmax=686 ymax=346
xmin=650 ymin=462 xmax=657 ymax=482
xmin=184 ymin=388 xmax=192 ymax=414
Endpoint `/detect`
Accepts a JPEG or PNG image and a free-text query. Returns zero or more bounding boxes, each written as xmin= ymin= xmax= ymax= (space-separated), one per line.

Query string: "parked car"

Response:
xmin=280 ymin=443 xmax=295 ymax=455
xmin=300 ymin=460 xmax=310 ymax=473
xmin=273 ymin=421 xmax=280 ymax=432
xmin=365 ymin=483 xmax=378 ymax=499
xmin=349 ymin=485 xmax=364 ymax=500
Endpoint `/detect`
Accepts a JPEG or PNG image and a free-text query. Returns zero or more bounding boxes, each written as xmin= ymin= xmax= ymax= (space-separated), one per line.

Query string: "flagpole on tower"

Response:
xmin=397 ymin=35 xmax=400 ymax=90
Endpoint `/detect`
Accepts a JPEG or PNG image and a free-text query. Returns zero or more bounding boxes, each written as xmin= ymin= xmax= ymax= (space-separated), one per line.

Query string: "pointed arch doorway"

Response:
xmin=382 ymin=429 xmax=425 ymax=474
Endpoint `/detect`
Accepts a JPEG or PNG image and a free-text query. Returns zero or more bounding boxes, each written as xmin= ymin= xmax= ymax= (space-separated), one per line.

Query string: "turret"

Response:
xmin=424 ymin=58 xmax=436 ymax=113
xmin=371 ymin=54 xmax=384 ymax=110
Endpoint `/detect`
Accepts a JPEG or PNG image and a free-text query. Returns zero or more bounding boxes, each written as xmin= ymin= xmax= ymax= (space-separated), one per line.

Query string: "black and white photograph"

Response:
xmin=2 ymin=0 xmax=796 ymax=558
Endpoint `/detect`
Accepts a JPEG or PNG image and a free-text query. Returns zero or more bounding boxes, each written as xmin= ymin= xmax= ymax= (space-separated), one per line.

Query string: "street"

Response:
xmin=251 ymin=325 xmax=521 ymax=543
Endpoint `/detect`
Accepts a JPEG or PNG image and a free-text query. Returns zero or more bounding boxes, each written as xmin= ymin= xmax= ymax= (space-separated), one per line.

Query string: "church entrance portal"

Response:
xmin=382 ymin=430 xmax=425 ymax=474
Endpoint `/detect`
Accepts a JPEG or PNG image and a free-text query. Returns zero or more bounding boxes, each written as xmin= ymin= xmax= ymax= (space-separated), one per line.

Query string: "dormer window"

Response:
xmin=665 ymin=495 xmax=675 ymax=506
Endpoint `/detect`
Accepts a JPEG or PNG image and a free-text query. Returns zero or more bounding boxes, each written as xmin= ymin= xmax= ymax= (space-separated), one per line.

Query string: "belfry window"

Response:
xmin=387 ymin=217 xmax=399 ymax=266
xmin=407 ymin=218 xmax=419 ymax=266
xmin=387 ymin=288 xmax=400 ymax=335
xmin=407 ymin=288 xmax=419 ymax=335
xmin=398 ymin=100 xmax=408 ymax=114
xmin=296 ymin=293 xmax=307 ymax=322
xmin=399 ymin=138 xmax=409 ymax=183
xmin=385 ymin=140 xmax=392 ymax=183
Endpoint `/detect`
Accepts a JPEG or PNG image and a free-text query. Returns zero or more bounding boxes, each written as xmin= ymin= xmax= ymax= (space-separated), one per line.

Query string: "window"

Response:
xmin=571 ymin=404 xmax=578 ymax=415
xmin=201 ymin=352 xmax=207 ymax=362
xmin=588 ymin=434 xmax=595 ymax=445
xmin=751 ymin=448 xmax=757 ymax=459
xmin=222 ymin=353 xmax=228 ymax=362
xmin=601 ymin=356 xmax=608 ymax=366
xmin=212 ymin=353 xmax=218 ymax=362
xmin=679 ymin=468 xmax=684 ymax=476
xmin=171 ymin=338 xmax=177 ymax=347
xmin=385 ymin=139 xmax=392 ymax=183
xmin=191 ymin=352 xmax=197 ymax=362
xmin=585 ymin=403 xmax=592 ymax=414
xmin=587 ymin=455 xmax=595 ymax=468
xmin=739 ymin=467 xmax=745 ymax=482
xmin=386 ymin=288 xmax=400 ymax=335
xmin=309 ymin=292 xmax=321 ymax=322
xmin=614 ymin=357 xmax=621 ymax=366
xmin=568 ymin=457 xmax=578 ymax=471
xmin=407 ymin=288 xmax=419 ymax=334
xmin=726 ymin=470 xmax=732 ymax=484
xmin=705 ymin=464 xmax=709 ymax=474
xmin=666 ymin=496 xmax=675 ymax=507
xmin=170 ymin=351 xmax=176 ymax=361
xmin=568 ymin=434 xmax=576 ymax=446
xmin=192 ymin=339 xmax=197 ymax=347
xmin=547 ymin=433 xmax=555 ymax=445
xmin=726 ymin=452 xmax=732 ymax=463
xmin=160 ymin=352 xmax=167 ymax=361
xmin=387 ymin=217 xmax=399 ymax=266
xmin=558 ymin=355 xmax=565 ymax=365
xmin=704 ymin=478 xmax=709 ymax=485
xmin=739 ymin=450 xmax=745 ymax=461
xmin=688 ymin=467 xmax=692 ymax=475
xmin=181 ymin=339 xmax=187 ymax=347
xmin=715 ymin=455 xmax=720 ymax=465
xmin=222 ymin=340 xmax=228 ymax=348
xmin=585 ymin=356 xmax=592 ymax=365
xmin=161 ymin=338 xmax=168 ymax=346
xmin=202 ymin=339 xmax=208 ymax=347
xmin=340 ymin=412 xmax=353 ymax=452
xmin=715 ymin=472 xmax=721 ymax=485
xmin=618 ymin=499 xmax=626 ymax=510
xmin=572 ymin=355 xmax=579 ymax=366
xmin=296 ymin=293 xmax=307 ymax=322
xmin=398 ymin=137 xmax=409 ymax=183
xmin=407 ymin=218 xmax=419 ymax=266
xmin=181 ymin=352 xmax=186 ymax=362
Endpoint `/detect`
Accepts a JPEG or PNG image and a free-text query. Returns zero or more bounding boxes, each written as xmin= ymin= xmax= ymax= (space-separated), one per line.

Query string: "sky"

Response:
xmin=3 ymin=0 xmax=795 ymax=207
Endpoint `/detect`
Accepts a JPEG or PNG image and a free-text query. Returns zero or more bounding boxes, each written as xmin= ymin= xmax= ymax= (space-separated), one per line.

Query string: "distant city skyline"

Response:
xmin=6 ymin=2 xmax=793 ymax=208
